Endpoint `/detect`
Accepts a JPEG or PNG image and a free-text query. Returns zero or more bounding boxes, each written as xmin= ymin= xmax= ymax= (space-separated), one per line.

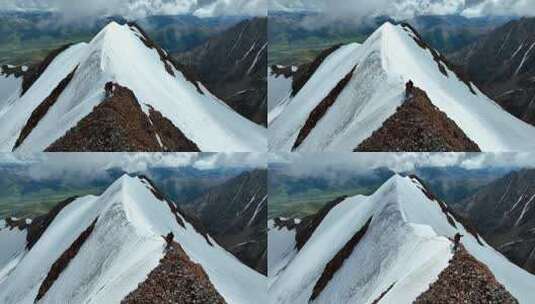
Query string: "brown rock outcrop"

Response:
xmin=356 ymin=83 xmax=481 ymax=152
xmin=45 ymin=83 xmax=199 ymax=152
xmin=121 ymin=242 xmax=226 ymax=304
xmin=414 ymin=246 xmax=518 ymax=304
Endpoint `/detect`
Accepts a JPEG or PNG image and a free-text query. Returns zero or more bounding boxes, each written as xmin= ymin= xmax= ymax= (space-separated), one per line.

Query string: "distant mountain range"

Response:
xmin=0 ymin=165 xmax=243 ymax=219
xmin=0 ymin=11 xmax=243 ymax=65
xmin=268 ymin=12 xmax=511 ymax=65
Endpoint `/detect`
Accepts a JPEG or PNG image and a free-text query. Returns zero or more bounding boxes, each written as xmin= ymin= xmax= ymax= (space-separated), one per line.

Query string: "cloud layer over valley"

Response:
xmin=1 ymin=0 xmax=266 ymax=18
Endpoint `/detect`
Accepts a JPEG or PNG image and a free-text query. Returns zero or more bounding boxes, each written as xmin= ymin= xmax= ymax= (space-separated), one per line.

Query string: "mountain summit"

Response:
xmin=269 ymin=174 xmax=535 ymax=303
xmin=269 ymin=22 xmax=535 ymax=152
xmin=0 ymin=174 xmax=266 ymax=304
xmin=0 ymin=22 xmax=266 ymax=152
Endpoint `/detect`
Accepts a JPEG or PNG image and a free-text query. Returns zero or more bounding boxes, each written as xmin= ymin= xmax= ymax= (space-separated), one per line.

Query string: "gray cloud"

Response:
xmin=270 ymin=153 xmax=535 ymax=177
xmin=0 ymin=153 xmax=266 ymax=180
xmin=269 ymin=0 xmax=535 ymax=19
xmin=1 ymin=0 xmax=266 ymax=18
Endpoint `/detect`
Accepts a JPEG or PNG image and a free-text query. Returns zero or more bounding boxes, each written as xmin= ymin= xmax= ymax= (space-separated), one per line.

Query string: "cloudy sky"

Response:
xmin=269 ymin=0 xmax=535 ymax=19
xmin=271 ymin=152 xmax=535 ymax=177
xmin=0 ymin=153 xmax=266 ymax=180
xmin=1 ymin=0 xmax=266 ymax=18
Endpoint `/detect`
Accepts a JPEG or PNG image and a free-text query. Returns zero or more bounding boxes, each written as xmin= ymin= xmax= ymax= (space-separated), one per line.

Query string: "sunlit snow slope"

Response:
xmin=269 ymin=22 xmax=535 ymax=152
xmin=0 ymin=22 xmax=266 ymax=152
xmin=269 ymin=175 xmax=535 ymax=304
xmin=0 ymin=175 xmax=266 ymax=304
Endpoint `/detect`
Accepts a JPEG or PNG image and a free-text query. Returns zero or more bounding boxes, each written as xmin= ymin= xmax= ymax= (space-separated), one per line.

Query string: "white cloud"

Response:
xmin=462 ymin=0 xmax=535 ymax=17
xmin=269 ymin=0 xmax=535 ymax=18
xmin=0 ymin=153 xmax=266 ymax=180
xmin=0 ymin=0 xmax=266 ymax=18
xmin=270 ymin=153 xmax=535 ymax=177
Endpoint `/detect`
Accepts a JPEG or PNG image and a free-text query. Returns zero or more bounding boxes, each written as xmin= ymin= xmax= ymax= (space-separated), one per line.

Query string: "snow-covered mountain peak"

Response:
xmin=270 ymin=174 xmax=535 ymax=303
xmin=270 ymin=21 xmax=535 ymax=152
xmin=0 ymin=175 xmax=266 ymax=303
xmin=0 ymin=21 xmax=266 ymax=152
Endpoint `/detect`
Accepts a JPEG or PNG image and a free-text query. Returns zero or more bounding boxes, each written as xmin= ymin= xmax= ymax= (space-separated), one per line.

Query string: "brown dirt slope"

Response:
xmin=356 ymin=83 xmax=481 ymax=152
xmin=414 ymin=246 xmax=518 ymax=304
xmin=45 ymin=82 xmax=199 ymax=152
xmin=121 ymin=241 xmax=226 ymax=304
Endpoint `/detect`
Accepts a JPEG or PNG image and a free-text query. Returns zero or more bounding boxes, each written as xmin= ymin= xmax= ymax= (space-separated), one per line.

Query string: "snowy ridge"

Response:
xmin=269 ymin=22 xmax=535 ymax=152
xmin=0 ymin=22 xmax=266 ymax=152
xmin=0 ymin=175 xmax=266 ymax=304
xmin=269 ymin=175 xmax=535 ymax=303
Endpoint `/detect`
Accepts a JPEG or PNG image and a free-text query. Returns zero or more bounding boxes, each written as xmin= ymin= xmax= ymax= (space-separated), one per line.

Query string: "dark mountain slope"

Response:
xmin=452 ymin=17 xmax=535 ymax=126
xmin=459 ymin=168 xmax=535 ymax=274
xmin=175 ymin=17 xmax=267 ymax=126
xmin=185 ymin=169 xmax=267 ymax=274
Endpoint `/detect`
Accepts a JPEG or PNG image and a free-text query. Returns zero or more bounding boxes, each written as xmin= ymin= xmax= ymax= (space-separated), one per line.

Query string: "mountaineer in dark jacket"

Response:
xmin=453 ymin=233 xmax=463 ymax=252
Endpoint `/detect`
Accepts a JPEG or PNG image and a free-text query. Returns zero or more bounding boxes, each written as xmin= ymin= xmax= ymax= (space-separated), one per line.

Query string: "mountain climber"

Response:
xmin=164 ymin=232 xmax=174 ymax=248
xmin=453 ymin=233 xmax=463 ymax=252
xmin=405 ymin=80 xmax=414 ymax=99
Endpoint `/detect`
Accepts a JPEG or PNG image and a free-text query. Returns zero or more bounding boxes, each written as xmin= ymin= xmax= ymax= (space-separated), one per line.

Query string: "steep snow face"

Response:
xmin=0 ymin=22 xmax=266 ymax=152
xmin=0 ymin=68 xmax=23 ymax=116
xmin=268 ymin=66 xmax=293 ymax=124
xmin=0 ymin=175 xmax=266 ymax=304
xmin=268 ymin=218 xmax=298 ymax=280
xmin=0 ymin=44 xmax=88 ymax=152
xmin=269 ymin=22 xmax=535 ymax=152
xmin=0 ymin=222 xmax=27 ymax=284
xmin=269 ymin=175 xmax=535 ymax=304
